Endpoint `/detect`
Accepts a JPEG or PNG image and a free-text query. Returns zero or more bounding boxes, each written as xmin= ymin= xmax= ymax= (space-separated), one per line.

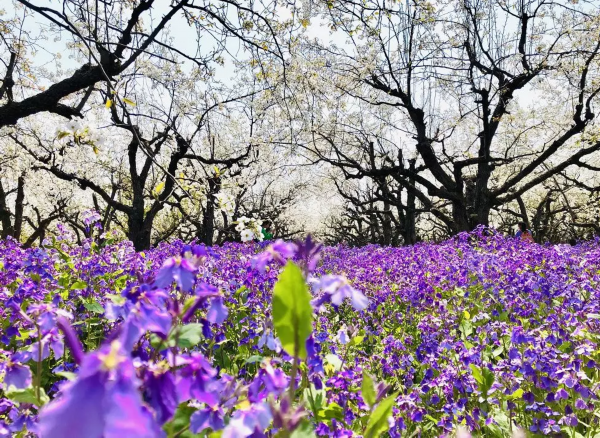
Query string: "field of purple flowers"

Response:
xmin=1 ymin=228 xmax=599 ymax=437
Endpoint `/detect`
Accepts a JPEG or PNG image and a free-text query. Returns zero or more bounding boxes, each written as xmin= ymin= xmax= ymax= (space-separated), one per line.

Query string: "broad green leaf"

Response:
xmin=317 ymin=402 xmax=344 ymax=421
xmin=364 ymin=392 xmax=398 ymax=438
xmin=459 ymin=319 xmax=473 ymax=337
xmin=6 ymin=387 xmax=49 ymax=407
xmin=272 ymin=261 xmax=313 ymax=359
xmin=245 ymin=355 xmax=264 ymax=364
xmin=348 ymin=335 xmax=365 ymax=347
xmin=84 ymin=301 xmax=104 ymax=314
xmin=470 ymin=364 xmax=495 ymax=396
xmin=361 ymin=372 xmax=377 ymax=408
xmin=507 ymin=388 xmax=523 ymax=400
xmin=176 ymin=323 xmax=204 ymax=349
xmin=290 ymin=420 xmax=316 ymax=438
xmin=304 ymin=385 xmax=325 ymax=412
xmin=470 ymin=364 xmax=484 ymax=386
xmin=163 ymin=403 xmax=198 ymax=437
xmin=71 ymin=280 xmax=87 ymax=290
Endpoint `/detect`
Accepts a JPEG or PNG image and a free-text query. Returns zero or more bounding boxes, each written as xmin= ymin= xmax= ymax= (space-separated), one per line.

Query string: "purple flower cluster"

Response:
xmin=0 ymin=229 xmax=599 ymax=437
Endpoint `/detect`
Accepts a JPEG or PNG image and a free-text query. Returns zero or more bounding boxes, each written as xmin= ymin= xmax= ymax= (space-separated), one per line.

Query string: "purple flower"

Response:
xmin=177 ymin=353 xmax=219 ymax=406
xmin=181 ymin=283 xmax=220 ymax=323
xmin=190 ymin=407 xmax=225 ymax=434
xmin=252 ymin=240 xmax=297 ymax=273
xmin=143 ymin=368 xmax=178 ymax=425
xmin=336 ymin=327 xmax=349 ymax=345
xmin=207 ymin=297 xmax=228 ymax=325
xmin=257 ymin=330 xmax=281 ymax=353
xmin=3 ymin=363 xmax=32 ymax=389
xmin=222 ymin=403 xmax=272 ymax=437
xmin=154 ymin=256 xmax=197 ymax=292
xmin=311 ymin=275 xmax=369 ymax=311
xmin=38 ymin=340 xmax=162 ymax=438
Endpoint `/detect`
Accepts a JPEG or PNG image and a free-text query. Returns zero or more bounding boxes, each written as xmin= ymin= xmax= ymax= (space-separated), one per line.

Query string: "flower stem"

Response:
xmin=36 ymin=325 xmax=42 ymax=404
xmin=288 ymin=354 xmax=299 ymax=400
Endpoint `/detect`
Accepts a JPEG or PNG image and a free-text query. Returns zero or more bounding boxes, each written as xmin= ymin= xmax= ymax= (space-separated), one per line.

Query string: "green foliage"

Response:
xmin=272 ymin=261 xmax=313 ymax=359
xmin=361 ymin=372 xmax=376 ymax=409
xmin=163 ymin=403 xmax=199 ymax=437
xmin=364 ymin=392 xmax=398 ymax=438
xmin=175 ymin=323 xmax=204 ymax=349
xmin=5 ymin=387 xmax=49 ymax=407
xmin=470 ymin=364 xmax=495 ymax=398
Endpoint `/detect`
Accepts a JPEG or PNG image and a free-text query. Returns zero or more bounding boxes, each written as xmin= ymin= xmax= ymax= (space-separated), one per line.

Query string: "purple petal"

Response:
xmin=4 ymin=364 xmax=32 ymax=389
xmin=207 ymin=297 xmax=228 ymax=325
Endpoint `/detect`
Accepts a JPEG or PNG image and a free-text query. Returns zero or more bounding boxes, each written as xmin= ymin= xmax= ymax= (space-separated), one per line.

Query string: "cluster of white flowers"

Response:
xmin=235 ymin=216 xmax=264 ymax=242
xmin=56 ymin=120 xmax=106 ymax=150
xmin=214 ymin=192 xmax=235 ymax=217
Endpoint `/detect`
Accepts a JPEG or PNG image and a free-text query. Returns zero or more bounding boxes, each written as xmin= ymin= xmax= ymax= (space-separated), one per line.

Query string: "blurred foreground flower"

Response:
xmin=38 ymin=341 xmax=162 ymax=438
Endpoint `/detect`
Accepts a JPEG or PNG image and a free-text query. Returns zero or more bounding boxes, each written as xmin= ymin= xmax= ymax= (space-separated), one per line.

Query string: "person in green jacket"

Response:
xmin=261 ymin=220 xmax=274 ymax=240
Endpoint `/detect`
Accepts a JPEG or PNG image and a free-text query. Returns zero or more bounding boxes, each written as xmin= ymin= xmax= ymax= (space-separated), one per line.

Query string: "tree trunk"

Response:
xmin=404 ymin=160 xmax=417 ymax=245
xmin=13 ymin=175 xmax=25 ymax=240
xmin=0 ymin=180 xmax=14 ymax=239
xmin=127 ymin=208 xmax=156 ymax=251
xmin=200 ymin=200 xmax=215 ymax=246
xmin=381 ymin=201 xmax=392 ymax=245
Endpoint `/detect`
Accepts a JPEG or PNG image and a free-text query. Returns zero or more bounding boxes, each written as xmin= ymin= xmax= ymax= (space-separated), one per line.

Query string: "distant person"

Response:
xmin=516 ymin=222 xmax=534 ymax=242
xmin=261 ymin=220 xmax=274 ymax=240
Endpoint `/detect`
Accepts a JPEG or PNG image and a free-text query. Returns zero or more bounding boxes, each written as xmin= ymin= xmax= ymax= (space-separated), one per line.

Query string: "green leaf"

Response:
xmin=507 ymin=388 xmax=524 ymax=400
xmin=290 ymin=420 xmax=316 ymax=438
xmin=317 ymin=402 xmax=344 ymax=421
xmin=470 ymin=363 xmax=484 ymax=385
xmin=163 ymin=403 xmax=198 ymax=437
xmin=348 ymin=335 xmax=365 ymax=347
xmin=245 ymin=355 xmax=264 ymax=364
xmin=364 ymin=392 xmax=398 ymax=438
xmin=71 ymin=280 xmax=88 ymax=290
xmin=272 ymin=261 xmax=313 ymax=359
xmin=5 ymin=387 xmax=49 ymax=407
xmin=361 ymin=372 xmax=377 ymax=409
xmin=176 ymin=323 xmax=204 ymax=349
xmin=55 ymin=371 xmax=77 ymax=381
xmin=84 ymin=301 xmax=104 ymax=314
xmin=459 ymin=319 xmax=473 ymax=337
xmin=470 ymin=364 xmax=495 ymax=396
